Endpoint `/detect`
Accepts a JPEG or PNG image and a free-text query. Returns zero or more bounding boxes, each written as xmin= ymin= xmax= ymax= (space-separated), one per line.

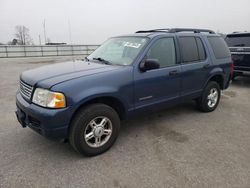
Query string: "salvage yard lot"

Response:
xmin=0 ymin=57 xmax=250 ymax=188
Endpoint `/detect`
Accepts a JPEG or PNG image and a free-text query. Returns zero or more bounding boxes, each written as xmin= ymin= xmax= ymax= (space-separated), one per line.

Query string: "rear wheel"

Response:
xmin=196 ymin=81 xmax=221 ymax=112
xmin=69 ymin=103 xmax=120 ymax=156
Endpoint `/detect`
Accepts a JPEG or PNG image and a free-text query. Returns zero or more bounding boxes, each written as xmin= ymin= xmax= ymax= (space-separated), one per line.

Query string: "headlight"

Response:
xmin=32 ymin=88 xmax=66 ymax=108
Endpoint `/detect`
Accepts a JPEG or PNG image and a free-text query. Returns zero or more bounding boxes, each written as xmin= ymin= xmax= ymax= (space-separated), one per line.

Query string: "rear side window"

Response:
xmin=225 ymin=34 xmax=250 ymax=47
xmin=179 ymin=37 xmax=206 ymax=63
xmin=208 ymin=36 xmax=231 ymax=59
xmin=196 ymin=38 xmax=206 ymax=60
xmin=179 ymin=37 xmax=199 ymax=62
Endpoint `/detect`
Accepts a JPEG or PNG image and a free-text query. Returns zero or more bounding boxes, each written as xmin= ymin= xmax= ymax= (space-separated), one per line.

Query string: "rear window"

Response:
xmin=207 ymin=37 xmax=231 ymax=59
xmin=225 ymin=34 xmax=250 ymax=47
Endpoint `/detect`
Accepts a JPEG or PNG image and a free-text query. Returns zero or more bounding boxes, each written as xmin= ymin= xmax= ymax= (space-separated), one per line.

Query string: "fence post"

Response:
xmin=5 ymin=46 xmax=8 ymax=57
xmin=86 ymin=45 xmax=89 ymax=56
xmin=24 ymin=46 xmax=26 ymax=57
xmin=41 ymin=46 xmax=43 ymax=57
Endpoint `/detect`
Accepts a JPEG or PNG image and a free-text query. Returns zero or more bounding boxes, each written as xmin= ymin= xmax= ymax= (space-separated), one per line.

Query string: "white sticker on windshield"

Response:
xmin=123 ymin=42 xmax=142 ymax=48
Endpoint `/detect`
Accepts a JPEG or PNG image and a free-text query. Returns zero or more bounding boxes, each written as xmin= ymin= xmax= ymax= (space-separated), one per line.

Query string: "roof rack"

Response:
xmin=169 ymin=28 xmax=215 ymax=34
xmin=135 ymin=29 xmax=170 ymax=33
xmin=135 ymin=28 xmax=215 ymax=34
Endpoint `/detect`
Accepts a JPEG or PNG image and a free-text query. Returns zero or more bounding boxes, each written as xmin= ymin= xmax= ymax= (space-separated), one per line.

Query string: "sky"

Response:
xmin=0 ymin=0 xmax=250 ymax=45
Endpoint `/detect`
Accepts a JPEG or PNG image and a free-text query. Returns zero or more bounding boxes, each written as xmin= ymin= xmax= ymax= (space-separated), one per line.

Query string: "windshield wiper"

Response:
xmin=92 ymin=57 xmax=111 ymax=65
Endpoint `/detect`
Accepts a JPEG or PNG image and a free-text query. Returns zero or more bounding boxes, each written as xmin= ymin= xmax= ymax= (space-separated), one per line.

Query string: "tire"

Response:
xmin=196 ymin=81 xmax=221 ymax=112
xmin=69 ymin=103 xmax=120 ymax=156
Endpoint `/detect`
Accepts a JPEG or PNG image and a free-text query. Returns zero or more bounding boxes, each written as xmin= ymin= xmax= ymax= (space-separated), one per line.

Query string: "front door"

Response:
xmin=134 ymin=37 xmax=181 ymax=109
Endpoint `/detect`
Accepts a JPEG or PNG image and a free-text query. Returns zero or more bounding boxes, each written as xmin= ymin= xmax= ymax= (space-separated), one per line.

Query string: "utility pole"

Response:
xmin=43 ymin=19 xmax=47 ymax=45
xmin=23 ymin=26 xmax=26 ymax=45
xmin=38 ymin=34 xmax=41 ymax=45
xmin=68 ymin=20 xmax=72 ymax=44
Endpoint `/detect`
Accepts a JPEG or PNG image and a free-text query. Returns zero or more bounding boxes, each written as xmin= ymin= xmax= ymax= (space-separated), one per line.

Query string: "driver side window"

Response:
xmin=147 ymin=38 xmax=176 ymax=68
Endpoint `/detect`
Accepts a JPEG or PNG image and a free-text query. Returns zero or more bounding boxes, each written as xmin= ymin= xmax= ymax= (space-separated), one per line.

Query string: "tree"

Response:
xmin=11 ymin=39 xmax=18 ymax=45
xmin=14 ymin=25 xmax=33 ymax=45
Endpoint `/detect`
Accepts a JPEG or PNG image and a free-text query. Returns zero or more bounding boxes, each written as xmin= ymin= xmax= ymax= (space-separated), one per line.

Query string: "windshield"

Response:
xmin=88 ymin=37 xmax=148 ymax=65
xmin=225 ymin=34 xmax=250 ymax=47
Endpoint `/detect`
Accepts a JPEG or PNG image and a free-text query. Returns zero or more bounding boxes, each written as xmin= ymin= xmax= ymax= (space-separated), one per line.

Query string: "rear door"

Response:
xmin=178 ymin=36 xmax=210 ymax=97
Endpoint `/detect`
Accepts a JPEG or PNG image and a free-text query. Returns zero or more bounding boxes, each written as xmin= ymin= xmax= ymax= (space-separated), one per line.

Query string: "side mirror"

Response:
xmin=140 ymin=59 xmax=160 ymax=72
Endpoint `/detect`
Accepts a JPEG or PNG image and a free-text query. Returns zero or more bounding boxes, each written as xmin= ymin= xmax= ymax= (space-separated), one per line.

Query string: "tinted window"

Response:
xmin=147 ymin=38 xmax=176 ymax=68
xmin=208 ymin=36 xmax=231 ymax=59
xmin=179 ymin=37 xmax=199 ymax=62
xmin=225 ymin=34 xmax=250 ymax=47
xmin=196 ymin=37 xmax=206 ymax=60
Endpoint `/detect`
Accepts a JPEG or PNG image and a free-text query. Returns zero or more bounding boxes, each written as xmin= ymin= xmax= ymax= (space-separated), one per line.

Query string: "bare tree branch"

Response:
xmin=14 ymin=25 xmax=33 ymax=45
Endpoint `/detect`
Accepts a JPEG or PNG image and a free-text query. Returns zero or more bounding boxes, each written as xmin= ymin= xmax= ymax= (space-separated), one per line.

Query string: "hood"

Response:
xmin=21 ymin=60 xmax=121 ymax=88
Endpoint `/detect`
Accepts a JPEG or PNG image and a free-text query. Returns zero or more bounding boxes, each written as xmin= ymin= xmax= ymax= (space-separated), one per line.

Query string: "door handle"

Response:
xmin=203 ymin=64 xmax=210 ymax=69
xmin=169 ymin=70 xmax=179 ymax=76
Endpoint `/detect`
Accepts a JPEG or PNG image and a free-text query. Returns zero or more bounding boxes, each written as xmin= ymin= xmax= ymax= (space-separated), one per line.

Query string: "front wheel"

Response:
xmin=196 ymin=81 xmax=221 ymax=112
xmin=69 ymin=104 xmax=120 ymax=156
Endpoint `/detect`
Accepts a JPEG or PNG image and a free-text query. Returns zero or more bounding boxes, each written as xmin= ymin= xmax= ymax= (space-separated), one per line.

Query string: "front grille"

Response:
xmin=20 ymin=80 xmax=33 ymax=100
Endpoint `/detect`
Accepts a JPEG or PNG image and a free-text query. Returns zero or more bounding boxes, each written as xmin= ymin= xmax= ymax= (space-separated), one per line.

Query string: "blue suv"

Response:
xmin=16 ymin=28 xmax=233 ymax=156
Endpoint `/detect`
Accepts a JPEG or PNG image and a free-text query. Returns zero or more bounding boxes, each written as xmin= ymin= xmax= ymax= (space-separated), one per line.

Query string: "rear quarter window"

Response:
xmin=207 ymin=36 xmax=231 ymax=59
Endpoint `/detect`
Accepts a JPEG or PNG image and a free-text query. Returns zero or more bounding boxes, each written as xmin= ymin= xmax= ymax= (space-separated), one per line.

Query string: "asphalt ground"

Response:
xmin=0 ymin=57 xmax=250 ymax=188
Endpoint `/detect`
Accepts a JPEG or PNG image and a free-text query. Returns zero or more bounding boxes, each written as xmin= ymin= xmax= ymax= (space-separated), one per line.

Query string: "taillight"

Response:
xmin=230 ymin=60 xmax=234 ymax=75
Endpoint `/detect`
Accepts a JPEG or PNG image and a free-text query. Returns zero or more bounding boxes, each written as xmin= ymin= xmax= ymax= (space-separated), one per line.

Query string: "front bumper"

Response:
xmin=15 ymin=92 xmax=73 ymax=139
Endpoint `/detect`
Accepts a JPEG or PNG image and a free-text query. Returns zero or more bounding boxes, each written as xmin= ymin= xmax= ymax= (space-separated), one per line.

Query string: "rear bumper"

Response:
xmin=234 ymin=66 xmax=250 ymax=73
xmin=233 ymin=66 xmax=250 ymax=78
xmin=15 ymin=92 xmax=73 ymax=139
xmin=234 ymin=70 xmax=250 ymax=76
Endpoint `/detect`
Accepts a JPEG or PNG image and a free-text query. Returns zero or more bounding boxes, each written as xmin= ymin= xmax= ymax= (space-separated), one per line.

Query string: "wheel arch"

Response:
xmin=69 ymin=95 xmax=127 ymax=127
xmin=204 ymin=72 xmax=224 ymax=90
